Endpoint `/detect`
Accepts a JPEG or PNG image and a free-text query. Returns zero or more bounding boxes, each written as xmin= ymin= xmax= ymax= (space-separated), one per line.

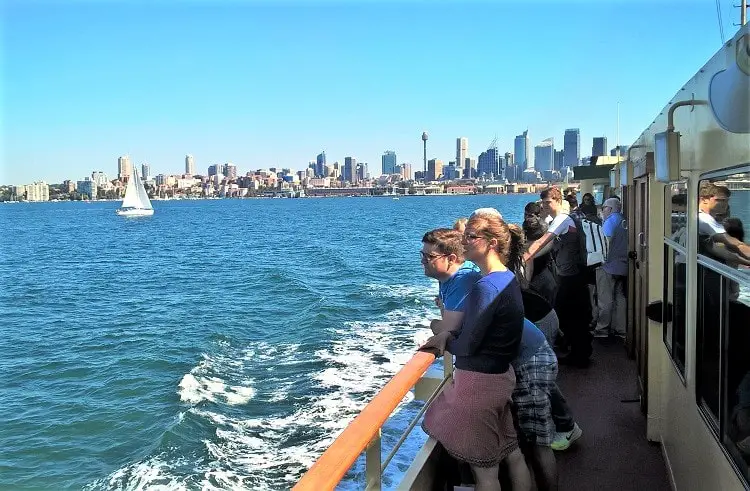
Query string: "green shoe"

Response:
xmin=551 ymin=423 xmax=582 ymax=451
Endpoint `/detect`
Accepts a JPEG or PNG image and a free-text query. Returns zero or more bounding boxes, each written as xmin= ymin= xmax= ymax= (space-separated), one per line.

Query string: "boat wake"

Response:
xmin=87 ymin=281 xmax=439 ymax=490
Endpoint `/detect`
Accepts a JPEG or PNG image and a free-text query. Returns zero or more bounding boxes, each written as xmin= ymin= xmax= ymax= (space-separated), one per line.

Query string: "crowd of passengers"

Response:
xmin=416 ymin=186 xmax=629 ymax=491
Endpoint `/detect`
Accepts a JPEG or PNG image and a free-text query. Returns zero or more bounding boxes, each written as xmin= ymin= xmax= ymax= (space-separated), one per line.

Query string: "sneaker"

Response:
xmin=551 ymin=423 xmax=582 ymax=451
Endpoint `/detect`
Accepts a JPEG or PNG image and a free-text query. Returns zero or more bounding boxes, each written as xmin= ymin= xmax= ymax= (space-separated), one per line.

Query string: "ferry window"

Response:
xmin=695 ymin=169 xmax=750 ymax=481
xmin=663 ymin=182 xmax=687 ymax=375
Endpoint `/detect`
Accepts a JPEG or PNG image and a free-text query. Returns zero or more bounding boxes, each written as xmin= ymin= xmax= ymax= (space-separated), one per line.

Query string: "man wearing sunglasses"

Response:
xmin=420 ymin=228 xmax=481 ymax=335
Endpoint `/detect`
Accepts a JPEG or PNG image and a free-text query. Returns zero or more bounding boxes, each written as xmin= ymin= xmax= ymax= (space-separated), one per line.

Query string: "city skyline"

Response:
xmin=3 ymin=1 xmax=735 ymax=184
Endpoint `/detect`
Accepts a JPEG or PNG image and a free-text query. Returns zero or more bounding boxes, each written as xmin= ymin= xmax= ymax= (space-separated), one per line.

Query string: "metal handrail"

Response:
xmin=293 ymin=351 xmax=437 ymax=491
xmin=381 ymin=372 xmax=452 ymax=472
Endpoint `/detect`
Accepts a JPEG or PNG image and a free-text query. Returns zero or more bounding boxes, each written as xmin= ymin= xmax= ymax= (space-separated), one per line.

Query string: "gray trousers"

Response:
xmin=594 ymin=271 xmax=627 ymax=335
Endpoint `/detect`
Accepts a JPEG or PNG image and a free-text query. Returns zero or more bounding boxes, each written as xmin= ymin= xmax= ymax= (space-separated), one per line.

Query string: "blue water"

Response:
xmin=0 ymin=195 xmax=532 ymax=491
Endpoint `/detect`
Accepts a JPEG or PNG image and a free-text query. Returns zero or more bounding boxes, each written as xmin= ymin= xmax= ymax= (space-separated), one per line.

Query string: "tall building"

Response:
xmin=398 ymin=163 xmax=413 ymax=181
xmin=25 ymin=181 xmax=50 ymax=201
xmin=316 ymin=151 xmax=326 ymax=177
xmin=357 ymin=162 xmax=368 ymax=181
xmin=554 ymin=150 xmax=565 ymax=171
xmin=534 ymin=138 xmax=555 ymax=172
xmin=343 ymin=157 xmax=356 ymax=183
xmin=504 ymin=152 xmax=514 ymax=167
xmin=465 ymin=158 xmax=476 ymax=178
xmin=382 ymin=150 xmax=397 ymax=175
xmin=514 ymin=130 xmax=531 ymax=169
xmin=185 ymin=154 xmax=195 ymax=175
xmin=91 ymin=171 xmax=108 ymax=188
xmin=456 ymin=137 xmax=469 ymax=178
xmin=76 ymin=178 xmax=96 ymax=199
xmin=427 ymin=159 xmax=443 ymax=181
xmin=117 ymin=155 xmax=132 ymax=180
xmin=563 ymin=129 xmax=581 ymax=167
xmin=592 ymin=137 xmax=608 ymax=157
xmin=141 ymin=164 xmax=150 ymax=181
xmin=225 ymin=163 xmax=237 ymax=179
xmin=478 ymin=146 xmax=500 ymax=178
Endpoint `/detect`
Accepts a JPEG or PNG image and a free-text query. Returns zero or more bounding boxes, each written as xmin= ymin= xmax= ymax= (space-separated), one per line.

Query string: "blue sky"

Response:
xmin=1 ymin=0 xmax=741 ymax=184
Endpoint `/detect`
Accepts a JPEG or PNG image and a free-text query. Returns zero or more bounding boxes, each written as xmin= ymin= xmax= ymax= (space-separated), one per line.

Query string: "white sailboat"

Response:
xmin=116 ymin=168 xmax=154 ymax=216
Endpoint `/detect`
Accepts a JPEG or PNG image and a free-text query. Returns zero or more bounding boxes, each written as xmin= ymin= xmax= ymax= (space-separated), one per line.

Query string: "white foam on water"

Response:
xmin=96 ymin=283 xmax=442 ymax=490
xmin=85 ymin=458 xmax=189 ymax=491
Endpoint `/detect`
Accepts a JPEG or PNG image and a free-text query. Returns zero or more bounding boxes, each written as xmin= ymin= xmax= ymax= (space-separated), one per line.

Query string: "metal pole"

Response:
xmin=617 ymin=101 xmax=621 ymax=163
xmin=423 ymin=141 xmax=427 ymax=176
xmin=743 ymin=0 xmax=747 ymax=26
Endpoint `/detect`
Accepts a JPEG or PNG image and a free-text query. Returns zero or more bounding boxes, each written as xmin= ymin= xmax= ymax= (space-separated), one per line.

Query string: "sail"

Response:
xmin=120 ymin=169 xmax=142 ymax=209
xmin=135 ymin=172 xmax=153 ymax=210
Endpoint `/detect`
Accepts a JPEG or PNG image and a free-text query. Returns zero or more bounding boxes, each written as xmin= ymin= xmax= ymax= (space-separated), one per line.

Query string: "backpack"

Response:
xmin=579 ymin=216 xmax=608 ymax=266
xmin=566 ymin=213 xmax=594 ymax=270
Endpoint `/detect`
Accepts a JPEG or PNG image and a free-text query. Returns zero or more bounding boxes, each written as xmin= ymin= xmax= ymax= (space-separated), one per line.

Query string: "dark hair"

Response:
xmin=522 ymin=215 xmax=547 ymax=241
xmin=422 ymin=228 xmax=465 ymax=260
xmin=723 ymin=217 xmax=745 ymax=242
xmin=465 ymin=214 xmax=524 ymax=270
xmin=582 ymin=193 xmax=595 ymax=203
xmin=524 ymin=201 xmax=541 ymax=217
xmin=565 ymin=194 xmax=578 ymax=208
xmin=579 ymin=203 xmax=598 ymax=217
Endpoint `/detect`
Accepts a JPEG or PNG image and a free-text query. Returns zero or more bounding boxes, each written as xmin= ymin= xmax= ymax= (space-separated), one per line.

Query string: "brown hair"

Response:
xmin=422 ymin=228 xmax=465 ymax=261
xmin=699 ymin=181 xmax=731 ymax=200
xmin=465 ymin=214 xmax=525 ymax=270
xmin=540 ymin=186 xmax=563 ymax=202
xmin=453 ymin=217 xmax=468 ymax=233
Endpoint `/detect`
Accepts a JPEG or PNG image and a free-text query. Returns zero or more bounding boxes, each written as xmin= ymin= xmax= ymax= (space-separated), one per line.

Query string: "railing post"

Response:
xmin=443 ymin=351 xmax=454 ymax=378
xmin=365 ymin=430 xmax=382 ymax=490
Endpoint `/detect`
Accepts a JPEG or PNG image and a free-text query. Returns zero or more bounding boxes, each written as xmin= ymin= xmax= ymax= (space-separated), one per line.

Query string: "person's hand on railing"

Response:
xmin=418 ymin=330 xmax=453 ymax=357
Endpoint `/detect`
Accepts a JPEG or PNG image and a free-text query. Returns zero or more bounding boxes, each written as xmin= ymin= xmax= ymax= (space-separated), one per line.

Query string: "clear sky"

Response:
xmin=1 ymin=0 xmax=741 ymax=184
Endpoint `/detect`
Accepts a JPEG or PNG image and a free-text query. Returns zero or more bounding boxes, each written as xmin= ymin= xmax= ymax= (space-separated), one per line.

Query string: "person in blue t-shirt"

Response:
xmin=421 ymin=228 xmax=482 ymax=335
xmin=420 ymin=213 xmax=531 ymax=491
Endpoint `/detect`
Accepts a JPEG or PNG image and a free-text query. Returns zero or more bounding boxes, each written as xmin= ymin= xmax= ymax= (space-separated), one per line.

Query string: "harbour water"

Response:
xmin=1 ymin=195 xmax=532 ymax=490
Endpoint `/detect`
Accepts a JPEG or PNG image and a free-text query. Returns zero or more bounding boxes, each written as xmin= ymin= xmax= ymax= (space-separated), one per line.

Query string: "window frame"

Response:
xmin=695 ymin=164 xmax=750 ymax=483
xmin=663 ymin=180 xmax=688 ymax=381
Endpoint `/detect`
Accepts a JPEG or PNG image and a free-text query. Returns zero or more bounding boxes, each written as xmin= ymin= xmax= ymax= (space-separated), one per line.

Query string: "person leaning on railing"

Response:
xmin=419 ymin=212 xmax=532 ymax=491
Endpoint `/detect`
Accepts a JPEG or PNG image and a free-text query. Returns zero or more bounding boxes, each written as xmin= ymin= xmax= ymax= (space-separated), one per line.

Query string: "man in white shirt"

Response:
xmin=524 ymin=187 xmax=592 ymax=367
xmin=698 ymin=183 xmax=750 ymax=264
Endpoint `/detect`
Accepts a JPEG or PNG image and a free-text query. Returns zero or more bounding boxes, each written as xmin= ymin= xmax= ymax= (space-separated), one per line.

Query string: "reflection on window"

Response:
xmin=663 ymin=182 xmax=687 ymax=375
xmin=696 ymin=169 xmax=750 ymax=481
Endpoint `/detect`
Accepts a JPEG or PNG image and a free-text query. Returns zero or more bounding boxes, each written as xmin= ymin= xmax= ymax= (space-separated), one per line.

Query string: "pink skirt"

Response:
xmin=422 ymin=367 xmax=518 ymax=467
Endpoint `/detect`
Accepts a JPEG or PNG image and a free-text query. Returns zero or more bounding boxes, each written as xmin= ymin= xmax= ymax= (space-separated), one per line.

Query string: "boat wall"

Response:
xmin=627 ymin=25 xmax=749 ymax=491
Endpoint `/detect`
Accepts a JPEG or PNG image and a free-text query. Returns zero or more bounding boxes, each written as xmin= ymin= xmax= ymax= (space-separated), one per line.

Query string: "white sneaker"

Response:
xmin=551 ymin=423 xmax=582 ymax=451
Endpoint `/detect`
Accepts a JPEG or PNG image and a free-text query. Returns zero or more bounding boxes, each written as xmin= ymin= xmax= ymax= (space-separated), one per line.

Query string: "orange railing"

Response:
xmin=293 ymin=350 xmax=438 ymax=491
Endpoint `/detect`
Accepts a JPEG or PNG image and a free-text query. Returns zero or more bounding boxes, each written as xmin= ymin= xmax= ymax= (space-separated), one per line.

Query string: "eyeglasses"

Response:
xmin=464 ymin=233 xmax=484 ymax=241
xmin=420 ymin=252 xmax=448 ymax=262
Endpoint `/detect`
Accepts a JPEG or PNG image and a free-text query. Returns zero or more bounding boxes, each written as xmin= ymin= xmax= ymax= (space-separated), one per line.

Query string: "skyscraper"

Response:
xmin=478 ymin=146 xmax=500 ymax=178
xmin=117 ymin=155 xmax=132 ymax=180
xmin=382 ymin=150 xmax=397 ymax=175
xmin=344 ymin=157 xmax=356 ymax=183
xmin=563 ymin=129 xmax=580 ymax=167
xmin=514 ymin=130 xmax=531 ymax=169
xmin=316 ymin=151 xmax=326 ymax=177
xmin=141 ymin=163 xmax=150 ymax=181
xmin=554 ymin=149 xmax=564 ymax=170
xmin=427 ymin=159 xmax=443 ymax=181
xmin=592 ymin=137 xmax=608 ymax=157
xmin=225 ymin=163 xmax=237 ymax=179
xmin=534 ymin=138 xmax=555 ymax=172
xmin=456 ymin=137 xmax=469 ymax=178
xmin=185 ymin=154 xmax=195 ymax=175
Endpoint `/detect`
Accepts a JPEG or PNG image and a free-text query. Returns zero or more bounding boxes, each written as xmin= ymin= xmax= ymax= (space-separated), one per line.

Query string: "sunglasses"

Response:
xmin=420 ymin=252 xmax=448 ymax=262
